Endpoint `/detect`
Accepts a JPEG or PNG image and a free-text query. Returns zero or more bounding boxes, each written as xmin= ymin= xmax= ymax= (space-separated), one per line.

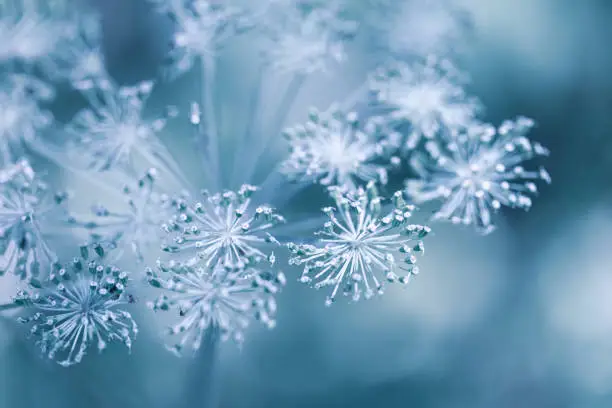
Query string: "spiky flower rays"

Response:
xmin=281 ymin=107 xmax=393 ymax=189
xmin=0 ymin=163 xmax=68 ymax=281
xmin=15 ymin=245 xmax=138 ymax=367
xmin=406 ymin=118 xmax=551 ymax=234
xmin=0 ymin=74 xmax=54 ymax=165
xmin=65 ymin=79 xmax=182 ymax=181
xmin=370 ymin=57 xmax=480 ymax=151
xmin=146 ymin=259 xmax=285 ymax=354
xmin=289 ymin=183 xmax=430 ymax=306
xmin=163 ymin=185 xmax=284 ymax=271
xmin=0 ymin=0 xmax=76 ymax=70
xmin=262 ymin=3 xmax=357 ymax=75
xmin=68 ymin=169 xmax=175 ymax=263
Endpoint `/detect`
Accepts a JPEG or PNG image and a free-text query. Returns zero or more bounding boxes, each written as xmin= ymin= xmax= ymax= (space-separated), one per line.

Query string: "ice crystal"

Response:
xmin=65 ymin=79 xmax=179 ymax=175
xmin=370 ymin=57 xmax=480 ymax=151
xmin=162 ymin=185 xmax=284 ymax=270
xmin=406 ymin=117 xmax=551 ymax=234
xmin=280 ymin=106 xmax=392 ymax=189
xmin=262 ymin=3 xmax=357 ymax=74
xmin=0 ymin=164 xmax=68 ymax=282
xmin=156 ymin=0 xmax=250 ymax=75
xmin=68 ymin=169 xmax=173 ymax=263
xmin=146 ymin=258 xmax=286 ymax=354
xmin=15 ymin=244 xmax=138 ymax=367
xmin=288 ymin=182 xmax=430 ymax=306
xmin=0 ymin=74 xmax=54 ymax=164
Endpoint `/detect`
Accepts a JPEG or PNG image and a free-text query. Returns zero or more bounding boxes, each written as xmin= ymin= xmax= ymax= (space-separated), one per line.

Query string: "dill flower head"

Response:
xmin=16 ymin=244 xmax=138 ymax=367
xmin=280 ymin=106 xmax=392 ymax=190
xmin=146 ymin=258 xmax=286 ymax=355
xmin=406 ymin=117 xmax=551 ymax=234
xmin=0 ymin=163 xmax=68 ymax=282
xmin=289 ymin=182 xmax=431 ymax=306
xmin=162 ymin=184 xmax=284 ymax=271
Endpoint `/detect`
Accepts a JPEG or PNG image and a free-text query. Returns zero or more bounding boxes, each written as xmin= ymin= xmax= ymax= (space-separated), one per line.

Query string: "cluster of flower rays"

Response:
xmin=0 ymin=0 xmax=551 ymax=368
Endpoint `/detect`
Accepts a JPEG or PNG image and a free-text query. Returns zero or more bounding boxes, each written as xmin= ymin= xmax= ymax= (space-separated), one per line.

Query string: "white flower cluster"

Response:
xmin=0 ymin=0 xmax=550 ymax=371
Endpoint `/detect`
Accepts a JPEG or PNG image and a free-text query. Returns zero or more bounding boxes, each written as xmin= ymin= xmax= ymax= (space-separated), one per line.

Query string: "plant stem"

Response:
xmin=242 ymin=73 xmax=306 ymax=184
xmin=0 ymin=302 xmax=22 ymax=312
xmin=183 ymin=324 xmax=221 ymax=408
xmin=200 ymin=54 xmax=221 ymax=191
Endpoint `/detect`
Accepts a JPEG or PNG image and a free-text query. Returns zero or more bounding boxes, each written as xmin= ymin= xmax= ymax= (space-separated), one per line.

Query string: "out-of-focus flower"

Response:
xmin=162 ymin=184 xmax=284 ymax=270
xmin=370 ymin=56 xmax=480 ymax=151
xmin=65 ymin=79 xmax=180 ymax=177
xmin=280 ymin=106 xmax=393 ymax=190
xmin=0 ymin=74 xmax=54 ymax=165
xmin=0 ymin=0 xmax=78 ymax=72
xmin=262 ymin=3 xmax=357 ymax=75
xmin=289 ymin=182 xmax=430 ymax=306
xmin=406 ymin=117 xmax=551 ymax=234
xmin=364 ymin=0 xmax=472 ymax=59
xmin=53 ymin=12 xmax=108 ymax=85
xmin=153 ymin=0 xmax=251 ymax=76
xmin=68 ymin=169 xmax=174 ymax=263
xmin=15 ymin=244 xmax=138 ymax=367
xmin=146 ymin=258 xmax=286 ymax=354
xmin=0 ymin=163 xmax=68 ymax=282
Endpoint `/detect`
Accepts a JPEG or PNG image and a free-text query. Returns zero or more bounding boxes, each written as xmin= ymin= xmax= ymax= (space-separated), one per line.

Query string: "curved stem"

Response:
xmin=182 ymin=324 xmax=221 ymax=408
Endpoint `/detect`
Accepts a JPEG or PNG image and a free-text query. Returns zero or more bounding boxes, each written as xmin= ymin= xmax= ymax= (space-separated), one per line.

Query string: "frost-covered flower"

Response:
xmin=162 ymin=185 xmax=284 ymax=270
xmin=405 ymin=117 xmax=551 ymax=234
xmin=0 ymin=74 xmax=54 ymax=165
xmin=69 ymin=169 xmax=174 ymax=263
xmin=146 ymin=258 xmax=285 ymax=354
xmin=288 ymin=182 xmax=430 ymax=306
xmin=0 ymin=164 xmax=68 ymax=282
xmin=262 ymin=3 xmax=357 ymax=74
xmin=280 ymin=106 xmax=392 ymax=189
xmin=65 ymin=79 xmax=179 ymax=175
xmin=0 ymin=0 xmax=77 ymax=71
xmin=370 ymin=57 xmax=480 ymax=150
xmin=155 ymin=0 xmax=250 ymax=75
xmin=15 ymin=244 xmax=138 ymax=367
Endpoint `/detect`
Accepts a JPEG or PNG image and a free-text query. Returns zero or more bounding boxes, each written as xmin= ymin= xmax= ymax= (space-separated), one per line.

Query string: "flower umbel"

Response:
xmin=0 ymin=163 xmax=68 ymax=281
xmin=289 ymin=182 xmax=430 ymax=306
xmin=146 ymin=259 xmax=286 ymax=354
xmin=69 ymin=169 xmax=173 ymax=263
xmin=0 ymin=74 xmax=54 ymax=165
xmin=156 ymin=0 xmax=250 ymax=76
xmin=15 ymin=244 xmax=138 ymax=367
xmin=406 ymin=117 xmax=551 ymax=234
xmin=163 ymin=185 xmax=284 ymax=270
xmin=370 ymin=57 xmax=479 ymax=150
xmin=281 ymin=106 xmax=391 ymax=189
xmin=262 ymin=3 xmax=357 ymax=74
xmin=65 ymin=79 xmax=179 ymax=175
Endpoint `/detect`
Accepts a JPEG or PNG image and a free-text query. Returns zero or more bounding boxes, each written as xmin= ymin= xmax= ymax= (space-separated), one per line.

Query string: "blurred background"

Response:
xmin=2 ymin=0 xmax=612 ymax=407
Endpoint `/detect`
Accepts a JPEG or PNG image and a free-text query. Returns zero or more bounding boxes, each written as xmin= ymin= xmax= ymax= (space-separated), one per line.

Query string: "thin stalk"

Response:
xmin=200 ymin=54 xmax=221 ymax=191
xmin=25 ymin=140 xmax=118 ymax=195
xmin=182 ymin=324 xmax=222 ymax=408
xmin=231 ymin=64 xmax=266 ymax=188
xmin=0 ymin=302 xmax=22 ymax=312
xmin=242 ymin=73 xmax=306 ymax=185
